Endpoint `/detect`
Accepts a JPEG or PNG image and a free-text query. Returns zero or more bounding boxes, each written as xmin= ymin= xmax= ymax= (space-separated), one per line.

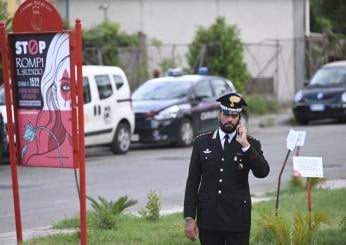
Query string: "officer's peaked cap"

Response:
xmin=216 ymin=92 xmax=247 ymax=115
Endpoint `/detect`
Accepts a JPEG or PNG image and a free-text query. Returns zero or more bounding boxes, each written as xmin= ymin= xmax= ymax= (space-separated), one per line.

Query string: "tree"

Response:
xmin=187 ymin=17 xmax=249 ymax=92
xmin=311 ymin=0 xmax=346 ymax=34
xmin=0 ymin=0 xmax=12 ymax=84
xmin=0 ymin=0 xmax=12 ymax=31
xmin=82 ymin=21 xmax=139 ymax=66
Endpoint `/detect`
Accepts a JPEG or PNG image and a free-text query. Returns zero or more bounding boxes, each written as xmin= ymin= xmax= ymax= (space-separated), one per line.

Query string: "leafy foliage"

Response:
xmin=187 ymin=17 xmax=249 ymax=92
xmin=311 ymin=0 xmax=346 ymax=34
xmin=288 ymin=176 xmax=326 ymax=193
xmin=82 ymin=21 xmax=138 ymax=66
xmin=0 ymin=0 xmax=12 ymax=82
xmin=0 ymin=0 xmax=12 ymax=31
xmin=254 ymin=211 xmax=330 ymax=245
xmin=292 ymin=212 xmax=330 ymax=244
xmin=87 ymin=195 xmax=137 ymax=230
xmin=139 ymin=190 xmax=161 ymax=221
xmin=339 ymin=215 xmax=346 ymax=232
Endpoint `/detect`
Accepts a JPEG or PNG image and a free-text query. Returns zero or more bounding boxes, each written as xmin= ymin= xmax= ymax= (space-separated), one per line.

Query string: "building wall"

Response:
xmin=57 ymin=0 xmax=306 ymax=101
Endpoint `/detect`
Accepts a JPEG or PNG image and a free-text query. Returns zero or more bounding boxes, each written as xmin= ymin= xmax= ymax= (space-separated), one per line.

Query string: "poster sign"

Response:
xmin=9 ymin=32 xmax=74 ymax=168
xmin=286 ymin=129 xmax=299 ymax=151
xmin=293 ymin=156 xmax=324 ymax=178
xmin=296 ymin=130 xmax=306 ymax=147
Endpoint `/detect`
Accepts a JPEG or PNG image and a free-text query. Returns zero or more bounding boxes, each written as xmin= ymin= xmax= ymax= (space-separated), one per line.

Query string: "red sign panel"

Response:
xmin=9 ymin=32 xmax=74 ymax=168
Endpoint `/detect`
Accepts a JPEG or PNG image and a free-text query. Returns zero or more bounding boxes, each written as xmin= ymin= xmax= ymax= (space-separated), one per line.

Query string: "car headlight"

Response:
xmin=341 ymin=92 xmax=346 ymax=103
xmin=154 ymin=105 xmax=180 ymax=120
xmin=294 ymin=91 xmax=303 ymax=102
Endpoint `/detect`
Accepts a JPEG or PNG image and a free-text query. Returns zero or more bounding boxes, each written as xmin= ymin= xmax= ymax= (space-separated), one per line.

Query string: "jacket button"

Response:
xmin=218 ymin=190 xmax=222 ymax=194
xmin=220 ymin=168 xmax=224 ymax=172
xmin=219 ymin=179 xmax=223 ymax=183
xmin=221 ymin=158 xmax=224 ymax=162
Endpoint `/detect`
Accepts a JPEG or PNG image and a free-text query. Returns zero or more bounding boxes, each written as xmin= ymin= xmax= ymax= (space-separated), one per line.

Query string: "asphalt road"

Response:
xmin=1 ymin=120 xmax=346 ymax=233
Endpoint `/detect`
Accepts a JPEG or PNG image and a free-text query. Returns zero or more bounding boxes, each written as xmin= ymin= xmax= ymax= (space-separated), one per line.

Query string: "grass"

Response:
xmin=23 ymin=188 xmax=346 ymax=245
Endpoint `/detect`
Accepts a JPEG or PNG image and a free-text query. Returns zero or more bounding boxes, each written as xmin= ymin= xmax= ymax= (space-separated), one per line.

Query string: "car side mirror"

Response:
xmin=190 ymin=95 xmax=202 ymax=106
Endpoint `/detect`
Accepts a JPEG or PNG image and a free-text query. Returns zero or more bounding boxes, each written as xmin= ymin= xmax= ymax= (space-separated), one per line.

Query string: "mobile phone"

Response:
xmin=236 ymin=127 xmax=240 ymax=136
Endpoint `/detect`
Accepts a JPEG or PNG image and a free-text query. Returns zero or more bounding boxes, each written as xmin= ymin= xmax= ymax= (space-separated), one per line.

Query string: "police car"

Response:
xmin=131 ymin=68 xmax=247 ymax=146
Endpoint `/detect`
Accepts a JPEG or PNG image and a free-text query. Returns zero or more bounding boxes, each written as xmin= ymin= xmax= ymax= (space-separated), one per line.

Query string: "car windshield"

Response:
xmin=310 ymin=66 xmax=346 ymax=86
xmin=0 ymin=85 xmax=5 ymax=105
xmin=132 ymin=80 xmax=193 ymax=100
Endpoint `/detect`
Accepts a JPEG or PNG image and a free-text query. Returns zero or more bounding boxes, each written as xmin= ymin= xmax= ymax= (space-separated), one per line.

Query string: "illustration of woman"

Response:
xmin=21 ymin=32 xmax=73 ymax=167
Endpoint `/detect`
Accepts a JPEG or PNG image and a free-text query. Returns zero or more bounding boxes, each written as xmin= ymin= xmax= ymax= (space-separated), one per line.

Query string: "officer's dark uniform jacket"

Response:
xmin=184 ymin=129 xmax=269 ymax=232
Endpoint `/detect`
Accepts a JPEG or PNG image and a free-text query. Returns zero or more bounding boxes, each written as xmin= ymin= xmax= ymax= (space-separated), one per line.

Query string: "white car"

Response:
xmin=0 ymin=65 xmax=135 ymax=155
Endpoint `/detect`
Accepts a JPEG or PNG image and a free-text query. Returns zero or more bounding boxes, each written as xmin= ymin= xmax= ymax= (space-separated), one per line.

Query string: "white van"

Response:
xmin=82 ymin=65 xmax=134 ymax=154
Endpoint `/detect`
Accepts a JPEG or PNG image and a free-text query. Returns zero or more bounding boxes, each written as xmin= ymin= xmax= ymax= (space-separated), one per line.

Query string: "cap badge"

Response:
xmin=229 ymin=96 xmax=241 ymax=107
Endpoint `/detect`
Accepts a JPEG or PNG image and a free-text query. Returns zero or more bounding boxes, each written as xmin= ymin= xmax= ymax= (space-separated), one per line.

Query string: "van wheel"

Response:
xmin=176 ymin=119 xmax=194 ymax=147
xmin=110 ymin=123 xmax=131 ymax=154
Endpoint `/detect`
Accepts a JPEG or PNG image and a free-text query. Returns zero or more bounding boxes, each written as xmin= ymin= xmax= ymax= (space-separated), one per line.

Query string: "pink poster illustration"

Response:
xmin=11 ymin=32 xmax=74 ymax=168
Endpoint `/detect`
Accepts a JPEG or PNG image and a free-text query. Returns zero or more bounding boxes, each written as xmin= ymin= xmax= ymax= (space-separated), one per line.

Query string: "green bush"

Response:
xmin=254 ymin=211 xmax=330 ymax=245
xmin=339 ymin=216 xmax=346 ymax=232
xmin=139 ymin=190 xmax=161 ymax=221
xmin=82 ymin=21 xmax=138 ymax=66
xmin=87 ymin=195 xmax=137 ymax=230
xmin=187 ymin=17 xmax=249 ymax=92
xmin=287 ymin=176 xmax=327 ymax=193
xmin=288 ymin=176 xmax=306 ymax=192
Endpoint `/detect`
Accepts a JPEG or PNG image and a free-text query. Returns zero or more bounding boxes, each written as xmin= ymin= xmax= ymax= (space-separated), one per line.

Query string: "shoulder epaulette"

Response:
xmin=195 ymin=131 xmax=213 ymax=139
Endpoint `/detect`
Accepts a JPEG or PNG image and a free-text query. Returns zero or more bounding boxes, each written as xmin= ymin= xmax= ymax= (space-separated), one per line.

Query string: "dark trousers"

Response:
xmin=199 ymin=229 xmax=250 ymax=245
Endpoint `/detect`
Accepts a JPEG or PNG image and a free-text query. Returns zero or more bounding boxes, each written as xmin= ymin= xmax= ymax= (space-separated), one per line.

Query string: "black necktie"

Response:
xmin=224 ymin=135 xmax=230 ymax=150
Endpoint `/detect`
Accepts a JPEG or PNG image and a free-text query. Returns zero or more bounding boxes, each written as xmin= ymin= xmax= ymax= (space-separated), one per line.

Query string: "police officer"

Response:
xmin=183 ymin=92 xmax=269 ymax=245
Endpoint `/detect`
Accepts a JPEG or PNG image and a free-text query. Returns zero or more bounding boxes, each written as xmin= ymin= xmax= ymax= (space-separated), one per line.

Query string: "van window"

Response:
xmin=113 ymin=75 xmax=124 ymax=90
xmin=83 ymin=77 xmax=91 ymax=104
xmin=95 ymin=75 xmax=113 ymax=99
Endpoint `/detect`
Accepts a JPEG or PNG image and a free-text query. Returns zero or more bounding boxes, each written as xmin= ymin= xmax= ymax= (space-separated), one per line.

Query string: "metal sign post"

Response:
xmin=275 ymin=149 xmax=291 ymax=216
xmin=0 ymin=22 xmax=23 ymax=243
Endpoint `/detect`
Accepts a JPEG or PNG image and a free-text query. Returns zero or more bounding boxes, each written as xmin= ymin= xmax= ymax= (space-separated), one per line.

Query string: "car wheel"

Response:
xmin=176 ymin=119 xmax=194 ymax=147
xmin=110 ymin=123 xmax=131 ymax=154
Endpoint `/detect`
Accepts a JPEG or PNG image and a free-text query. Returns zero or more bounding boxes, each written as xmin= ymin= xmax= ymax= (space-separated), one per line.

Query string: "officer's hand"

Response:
xmin=184 ymin=219 xmax=199 ymax=241
xmin=236 ymin=124 xmax=250 ymax=148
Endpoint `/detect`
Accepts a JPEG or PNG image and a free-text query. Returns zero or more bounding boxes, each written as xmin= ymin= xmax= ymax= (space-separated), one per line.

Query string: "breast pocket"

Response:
xmin=200 ymin=150 xmax=218 ymax=174
xmin=233 ymin=153 xmax=247 ymax=171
